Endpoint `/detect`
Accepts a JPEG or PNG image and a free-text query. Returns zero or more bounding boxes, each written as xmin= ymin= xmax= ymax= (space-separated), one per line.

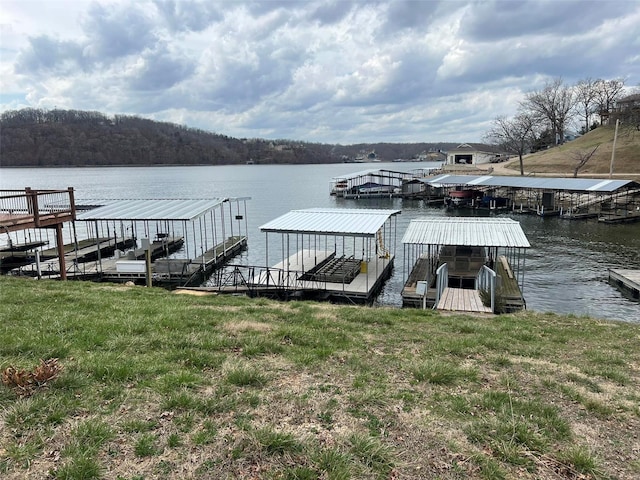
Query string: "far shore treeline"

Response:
xmin=0 ymin=108 xmax=465 ymax=167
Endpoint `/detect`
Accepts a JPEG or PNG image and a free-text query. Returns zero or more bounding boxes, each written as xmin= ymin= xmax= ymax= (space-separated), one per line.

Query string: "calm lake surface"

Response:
xmin=1 ymin=163 xmax=639 ymax=323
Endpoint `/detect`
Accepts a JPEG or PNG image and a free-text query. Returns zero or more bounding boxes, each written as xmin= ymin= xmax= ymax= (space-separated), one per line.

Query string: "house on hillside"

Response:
xmin=612 ymin=94 xmax=640 ymax=127
xmin=446 ymin=144 xmax=502 ymax=166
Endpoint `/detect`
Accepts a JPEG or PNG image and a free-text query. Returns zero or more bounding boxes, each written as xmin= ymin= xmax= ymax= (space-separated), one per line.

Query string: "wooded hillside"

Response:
xmin=0 ymin=108 xmax=459 ymax=167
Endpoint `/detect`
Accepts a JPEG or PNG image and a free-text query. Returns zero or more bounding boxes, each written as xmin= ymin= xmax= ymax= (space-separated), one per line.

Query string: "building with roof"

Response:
xmin=401 ymin=217 xmax=530 ymax=313
xmin=446 ymin=144 xmax=502 ymax=166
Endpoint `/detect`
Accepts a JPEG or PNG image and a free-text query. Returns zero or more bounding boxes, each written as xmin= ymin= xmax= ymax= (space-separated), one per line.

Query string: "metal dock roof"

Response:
xmin=77 ymin=198 xmax=248 ymax=221
xmin=331 ymin=169 xmax=416 ymax=181
xmin=402 ymin=217 xmax=530 ymax=248
xmin=260 ymin=208 xmax=401 ymax=236
xmin=425 ymin=174 xmax=639 ymax=193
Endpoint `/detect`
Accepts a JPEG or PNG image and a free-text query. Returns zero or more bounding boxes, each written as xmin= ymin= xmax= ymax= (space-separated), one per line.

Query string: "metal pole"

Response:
xmin=609 ymin=119 xmax=620 ymax=179
xmin=55 ymin=224 xmax=66 ymax=279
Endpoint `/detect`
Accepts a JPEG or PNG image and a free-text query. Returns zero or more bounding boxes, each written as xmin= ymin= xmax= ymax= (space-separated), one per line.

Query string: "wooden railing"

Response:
xmin=0 ymin=188 xmax=76 ymax=231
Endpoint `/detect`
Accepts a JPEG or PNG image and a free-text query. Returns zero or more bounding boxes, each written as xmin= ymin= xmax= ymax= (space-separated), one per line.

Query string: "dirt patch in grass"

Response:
xmin=223 ymin=320 xmax=273 ymax=334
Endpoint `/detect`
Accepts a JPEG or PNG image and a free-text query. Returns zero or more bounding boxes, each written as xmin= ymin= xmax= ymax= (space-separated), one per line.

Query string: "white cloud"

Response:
xmin=1 ymin=0 xmax=639 ymax=143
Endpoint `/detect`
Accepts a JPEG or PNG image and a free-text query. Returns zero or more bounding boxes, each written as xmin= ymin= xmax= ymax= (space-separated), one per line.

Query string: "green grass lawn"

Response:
xmin=1 ymin=276 xmax=639 ymax=479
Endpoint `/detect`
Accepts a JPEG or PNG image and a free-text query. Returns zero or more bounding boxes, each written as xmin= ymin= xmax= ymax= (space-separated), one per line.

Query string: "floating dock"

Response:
xmin=102 ymin=236 xmax=247 ymax=287
xmin=421 ymin=174 xmax=640 ymax=219
xmin=402 ymin=218 xmax=530 ymax=313
xmin=9 ymin=236 xmax=138 ymax=277
xmin=2 ymin=195 xmax=252 ymax=289
xmin=202 ymin=248 xmax=394 ymax=303
xmin=609 ymin=269 xmax=640 ymax=300
xmin=202 ymin=208 xmax=400 ymax=304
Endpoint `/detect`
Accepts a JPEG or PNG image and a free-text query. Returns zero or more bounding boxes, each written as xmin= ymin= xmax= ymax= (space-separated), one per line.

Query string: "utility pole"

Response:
xmin=609 ymin=119 xmax=620 ymax=179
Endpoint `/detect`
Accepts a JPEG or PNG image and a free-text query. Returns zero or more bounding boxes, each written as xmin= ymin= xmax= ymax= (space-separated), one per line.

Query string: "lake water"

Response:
xmin=1 ymin=163 xmax=639 ymax=323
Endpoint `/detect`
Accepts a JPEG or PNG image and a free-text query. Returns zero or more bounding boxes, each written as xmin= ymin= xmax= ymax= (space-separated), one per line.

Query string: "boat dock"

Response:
xmin=202 ymin=208 xmax=400 ymax=304
xmin=202 ymin=248 xmax=394 ymax=302
xmin=330 ymin=169 xmax=418 ymax=198
xmin=609 ymin=269 xmax=640 ymax=300
xmin=2 ymin=194 xmax=252 ymax=289
xmin=402 ymin=218 xmax=530 ymax=314
xmin=10 ymin=236 xmax=139 ymax=277
xmin=421 ymin=174 xmax=640 ymax=219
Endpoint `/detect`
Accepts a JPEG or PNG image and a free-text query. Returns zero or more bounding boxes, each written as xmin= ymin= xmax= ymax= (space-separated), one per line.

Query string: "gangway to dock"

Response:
xmin=436 ymin=288 xmax=492 ymax=313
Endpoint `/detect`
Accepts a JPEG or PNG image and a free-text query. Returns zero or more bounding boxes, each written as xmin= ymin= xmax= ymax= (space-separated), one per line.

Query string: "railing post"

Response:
xmin=435 ymin=263 xmax=448 ymax=308
xmin=56 ymin=223 xmax=67 ymax=280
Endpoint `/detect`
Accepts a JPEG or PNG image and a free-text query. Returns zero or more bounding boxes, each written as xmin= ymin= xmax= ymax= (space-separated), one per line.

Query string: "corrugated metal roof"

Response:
xmin=402 ymin=217 xmax=530 ymax=248
xmin=260 ymin=208 xmax=401 ymax=236
xmin=77 ymin=198 xmax=231 ymax=221
xmin=425 ymin=174 xmax=639 ymax=192
xmin=332 ymin=169 xmax=416 ymax=181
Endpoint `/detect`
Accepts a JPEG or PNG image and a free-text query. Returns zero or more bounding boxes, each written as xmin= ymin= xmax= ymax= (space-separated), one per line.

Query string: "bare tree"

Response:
xmin=522 ymin=78 xmax=575 ymax=145
xmin=484 ymin=112 xmax=539 ymax=176
xmin=572 ymin=145 xmax=599 ymax=178
xmin=595 ymin=78 xmax=625 ymax=124
xmin=575 ymin=78 xmax=600 ymax=134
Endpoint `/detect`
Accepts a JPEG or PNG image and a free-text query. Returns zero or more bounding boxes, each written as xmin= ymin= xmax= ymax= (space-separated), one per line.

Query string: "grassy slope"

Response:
xmin=1 ymin=277 xmax=639 ymax=480
xmin=503 ymin=125 xmax=640 ymax=176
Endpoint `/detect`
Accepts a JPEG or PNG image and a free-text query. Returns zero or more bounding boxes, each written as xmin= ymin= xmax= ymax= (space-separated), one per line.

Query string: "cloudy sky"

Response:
xmin=1 ymin=0 xmax=639 ymax=144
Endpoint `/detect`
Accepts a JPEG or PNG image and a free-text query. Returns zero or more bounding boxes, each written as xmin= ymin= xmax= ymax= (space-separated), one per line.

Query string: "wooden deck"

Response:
xmin=609 ymin=269 xmax=640 ymax=300
xmin=437 ymin=287 xmax=492 ymax=313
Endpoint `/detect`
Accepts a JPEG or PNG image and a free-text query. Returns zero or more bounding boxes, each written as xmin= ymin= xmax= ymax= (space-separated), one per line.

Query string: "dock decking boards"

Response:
xmin=609 ymin=269 xmax=640 ymax=299
xmin=437 ymin=287 xmax=492 ymax=313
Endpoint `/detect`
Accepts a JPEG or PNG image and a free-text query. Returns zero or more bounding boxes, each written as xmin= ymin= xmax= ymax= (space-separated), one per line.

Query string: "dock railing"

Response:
xmin=476 ymin=265 xmax=497 ymax=313
xmin=211 ymin=265 xmax=329 ymax=295
xmin=434 ymin=263 xmax=449 ymax=308
xmin=0 ymin=188 xmax=76 ymax=230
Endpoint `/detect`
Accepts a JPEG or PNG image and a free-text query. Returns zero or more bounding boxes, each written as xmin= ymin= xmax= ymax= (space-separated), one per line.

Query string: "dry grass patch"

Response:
xmin=223 ymin=320 xmax=273 ymax=334
xmin=504 ymin=124 xmax=640 ymax=176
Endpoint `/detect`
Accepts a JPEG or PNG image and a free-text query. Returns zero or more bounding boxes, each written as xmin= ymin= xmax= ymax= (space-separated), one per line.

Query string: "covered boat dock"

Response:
xmin=10 ymin=197 xmax=250 ymax=288
xmin=422 ymin=174 xmax=640 ymax=218
xmin=402 ymin=217 xmax=530 ymax=313
xmin=330 ymin=169 xmax=418 ymax=198
xmin=209 ymin=208 xmax=400 ymax=303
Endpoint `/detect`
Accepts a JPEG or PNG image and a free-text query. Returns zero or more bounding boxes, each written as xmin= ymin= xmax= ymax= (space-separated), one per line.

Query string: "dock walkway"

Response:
xmin=437 ymin=287 xmax=492 ymax=313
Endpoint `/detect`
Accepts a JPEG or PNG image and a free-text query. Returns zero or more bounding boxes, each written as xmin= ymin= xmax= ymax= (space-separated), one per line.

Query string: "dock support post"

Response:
xmin=142 ymin=238 xmax=152 ymax=287
xmin=55 ymin=223 xmax=67 ymax=280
